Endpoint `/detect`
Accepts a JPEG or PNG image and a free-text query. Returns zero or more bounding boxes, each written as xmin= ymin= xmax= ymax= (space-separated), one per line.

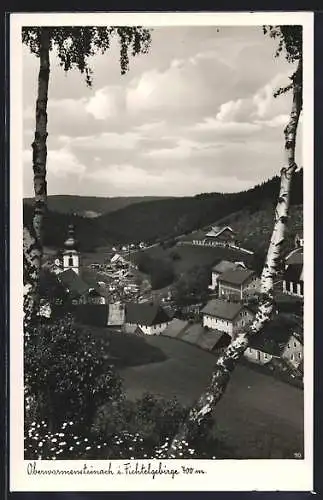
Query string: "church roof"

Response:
xmin=64 ymin=224 xmax=78 ymax=251
xmin=58 ymin=269 xmax=89 ymax=297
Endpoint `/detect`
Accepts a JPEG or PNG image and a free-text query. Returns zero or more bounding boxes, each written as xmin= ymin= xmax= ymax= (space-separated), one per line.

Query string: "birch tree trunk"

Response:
xmin=167 ymin=59 xmax=302 ymax=458
xmin=23 ymin=27 xmax=50 ymax=327
xmin=23 ymin=226 xmax=42 ymax=333
xmin=32 ymin=27 xmax=50 ymax=245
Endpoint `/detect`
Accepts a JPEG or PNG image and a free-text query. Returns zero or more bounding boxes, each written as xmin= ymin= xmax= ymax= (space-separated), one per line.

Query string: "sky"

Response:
xmin=22 ymin=26 xmax=302 ymax=198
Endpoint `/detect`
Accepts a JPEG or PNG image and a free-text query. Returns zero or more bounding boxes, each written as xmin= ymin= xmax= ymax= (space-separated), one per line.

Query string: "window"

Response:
xmin=291 ymin=353 xmax=294 ymax=361
xmin=287 ymin=343 xmax=290 ymax=348
xmin=298 ymin=352 xmax=302 ymax=359
xmin=294 ymin=342 xmax=297 ymax=348
xmin=68 ymin=257 xmax=73 ymax=266
xmin=264 ymin=353 xmax=268 ymax=359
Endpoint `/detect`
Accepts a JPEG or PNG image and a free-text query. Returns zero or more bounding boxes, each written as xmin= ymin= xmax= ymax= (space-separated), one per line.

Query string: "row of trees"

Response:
xmin=23 ymin=24 xmax=303 ymax=458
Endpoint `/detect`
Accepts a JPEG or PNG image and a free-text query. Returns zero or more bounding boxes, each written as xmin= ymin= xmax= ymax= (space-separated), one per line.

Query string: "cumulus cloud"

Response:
xmin=85 ymin=86 xmax=126 ymax=120
xmin=23 ymin=148 xmax=87 ymax=178
xmin=22 ymin=26 xmax=301 ymax=197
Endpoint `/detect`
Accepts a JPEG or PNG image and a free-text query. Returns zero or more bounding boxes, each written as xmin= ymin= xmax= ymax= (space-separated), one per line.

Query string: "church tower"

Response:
xmin=62 ymin=224 xmax=80 ymax=275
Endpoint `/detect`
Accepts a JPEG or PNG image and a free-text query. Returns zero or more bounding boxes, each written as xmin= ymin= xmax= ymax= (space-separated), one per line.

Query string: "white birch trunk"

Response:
xmin=24 ymin=28 xmax=50 ymax=327
xmin=32 ymin=27 xmax=50 ymax=245
xmin=167 ymin=59 xmax=302 ymax=458
xmin=23 ymin=226 xmax=42 ymax=333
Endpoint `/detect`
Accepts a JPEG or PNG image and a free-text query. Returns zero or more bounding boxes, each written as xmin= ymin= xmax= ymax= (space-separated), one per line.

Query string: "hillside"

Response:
xmin=23 ymin=195 xmax=171 ymax=218
xmin=97 ymin=169 xmax=303 ymax=244
xmin=23 ymin=169 xmax=303 ymax=253
xmin=23 ymin=204 xmax=107 ymax=252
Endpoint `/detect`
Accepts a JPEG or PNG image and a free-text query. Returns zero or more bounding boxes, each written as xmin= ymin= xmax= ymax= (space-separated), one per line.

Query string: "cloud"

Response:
xmin=193 ymin=118 xmax=260 ymax=134
xmin=254 ymin=114 xmax=289 ymax=128
xmin=85 ymin=86 xmax=125 ymax=120
xmin=143 ymin=138 xmax=203 ymax=160
xmin=69 ymin=132 xmax=141 ymax=151
xmin=23 ymin=148 xmax=86 ymax=178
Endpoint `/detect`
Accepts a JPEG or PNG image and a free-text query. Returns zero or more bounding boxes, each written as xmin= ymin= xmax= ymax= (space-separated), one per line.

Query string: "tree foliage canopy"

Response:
xmin=22 ymin=26 xmax=152 ymax=84
xmin=263 ymin=25 xmax=302 ymax=97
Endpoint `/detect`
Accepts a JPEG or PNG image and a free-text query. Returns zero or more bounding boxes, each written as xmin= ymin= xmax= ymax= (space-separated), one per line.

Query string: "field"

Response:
xmin=120 ymin=336 xmax=303 ymax=458
xmin=131 ymin=243 xmax=255 ymax=278
xmin=87 ymin=326 xmax=304 ymax=459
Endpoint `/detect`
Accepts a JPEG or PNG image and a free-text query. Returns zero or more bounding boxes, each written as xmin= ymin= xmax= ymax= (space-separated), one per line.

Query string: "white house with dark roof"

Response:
xmin=204 ymin=225 xmax=236 ymax=245
xmin=201 ymin=299 xmax=254 ymax=339
xmin=244 ymin=314 xmax=303 ymax=368
xmin=210 ymin=260 xmax=246 ymax=291
xmin=124 ymin=302 xmax=171 ymax=335
xmin=218 ymin=268 xmax=259 ymax=301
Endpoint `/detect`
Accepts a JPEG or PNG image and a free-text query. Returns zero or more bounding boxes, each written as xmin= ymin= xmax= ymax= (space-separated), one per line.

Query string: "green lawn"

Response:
xmin=80 ymin=325 xmax=167 ymax=368
xmin=131 ymin=244 xmax=255 ymax=278
xmin=118 ymin=335 xmax=304 ymax=459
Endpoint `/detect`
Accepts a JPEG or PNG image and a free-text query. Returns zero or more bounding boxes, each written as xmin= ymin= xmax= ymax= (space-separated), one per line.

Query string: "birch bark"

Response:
xmin=23 ymin=28 xmax=50 ymax=327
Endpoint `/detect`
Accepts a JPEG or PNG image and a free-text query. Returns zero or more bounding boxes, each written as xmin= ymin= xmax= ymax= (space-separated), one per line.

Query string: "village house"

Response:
xmin=191 ymin=225 xmax=236 ymax=247
xmin=209 ymin=260 xmax=246 ymax=291
xmin=283 ymin=242 xmax=303 ymax=297
xmin=244 ymin=314 xmax=303 ymax=369
xmin=218 ymin=268 xmax=259 ymax=301
xmin=204 ymin=225 xmax=236 ymax=246
xmin=201 ymin=299 xmax=254 ymax=339
xmin=123 ymin=302 xmax=171 ymax=335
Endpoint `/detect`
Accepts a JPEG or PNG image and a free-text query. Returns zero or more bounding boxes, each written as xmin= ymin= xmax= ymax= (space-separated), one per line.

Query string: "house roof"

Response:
xmin=125 ymin=302 xmax=170 ymax=326
xmin=205 ymin=225 xmax=234 ymax=239
xmin=284 ymin=263 xmax=303 ymax=282
xmin=285 ymin=247 xmax=303 ymax=265
xmin=212 ymin=260 xmax=238 ymax=274
xmin=249 ymin=313 xmax=303 ymax=355
xmin=197 ymin=329 xmax=225 ymax=350
xmin=162 ymin=319 xmax=189 ymax=338
xmin=219 ymin=268 xmax=255 ymax=286
xmin=58 ymin=269 xmax=89 ymax=297
xmin=201 ymin=299 xmax=247 ymax=321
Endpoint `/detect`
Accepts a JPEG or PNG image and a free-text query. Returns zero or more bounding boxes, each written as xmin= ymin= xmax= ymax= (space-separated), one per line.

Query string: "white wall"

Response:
xmin=218 ymin=284 xmax=241 ymax=300
xmin=203 ymin=314 xmax=234 ymax=336
xmin=283 ymin=280 xmax=303 ymax=297
xmin=203 ymin=308 xmax=254 ymax=338
xmin=124 ymin=321 xmax=169 ymax=335
xmin=210 ymin=271 xmax=220 ymax=290
xmin=281 ymin=335 xmax=303 ymax=368
xmin=244 ymin=348 xmax=273 ymax=365
xmin=63 ymin=253 xmax=80 ymax=274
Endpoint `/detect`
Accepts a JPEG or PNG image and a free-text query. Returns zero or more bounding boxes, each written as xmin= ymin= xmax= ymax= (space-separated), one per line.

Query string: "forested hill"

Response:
xmin=23 ymin=169 xmax=303 ymax=252
xmin=23 ymin=195 xmax=171 ymax=218
xmin=97 ymin=169 xmax=303 ymax=244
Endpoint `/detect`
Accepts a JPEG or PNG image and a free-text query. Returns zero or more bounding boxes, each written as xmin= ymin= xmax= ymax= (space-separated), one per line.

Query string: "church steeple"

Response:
xmin=63 ymin=224 xmax=80 ymax=274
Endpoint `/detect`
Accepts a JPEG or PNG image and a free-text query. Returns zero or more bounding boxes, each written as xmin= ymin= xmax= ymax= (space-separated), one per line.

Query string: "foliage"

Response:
xmin=172 ymin=265 xmax=210 ymax=307
xmin=25 ymin=314 xmax=123 ymax=430
xmin=263 ymin=25 xmax=302 ymax=96
xmin=22 ymin=26 xmax=151 ymax=83
xmin=136 ymin=253 xmax=175 ymax=290
xmin=25 ymin=394 xmax=231 ymax=460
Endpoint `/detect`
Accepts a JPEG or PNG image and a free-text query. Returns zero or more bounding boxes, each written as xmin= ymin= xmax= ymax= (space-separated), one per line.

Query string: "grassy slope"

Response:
xmin=119 ymin=335 xmax=303 ymax=459
xmin=130 ymin=243 xmax=256 ymax=278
